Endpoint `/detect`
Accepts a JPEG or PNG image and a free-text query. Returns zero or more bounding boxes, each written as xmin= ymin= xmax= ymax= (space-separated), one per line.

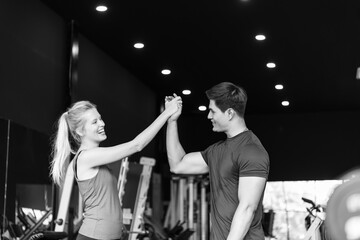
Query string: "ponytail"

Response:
xmin=50 ymin=112 xmax=74 ymax=186
xmin=50 ymin=100 xmax=97 ymax=186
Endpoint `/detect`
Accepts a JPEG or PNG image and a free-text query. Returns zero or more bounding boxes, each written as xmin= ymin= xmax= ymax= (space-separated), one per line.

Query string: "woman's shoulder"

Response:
xmin=75 ymin=149 xmax=100 ymax=180
xmin=76 ymin=148 xmax=96 ymax=163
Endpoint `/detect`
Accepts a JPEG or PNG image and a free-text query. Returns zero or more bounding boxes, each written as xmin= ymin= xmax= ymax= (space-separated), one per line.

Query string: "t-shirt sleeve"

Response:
xmin=201 ymin=143 xmax=218 ymax=165
xmin=201 ymin=148 xmax=210 ymax=165
xmin=237 ymin=144 xmax=269 ymax=179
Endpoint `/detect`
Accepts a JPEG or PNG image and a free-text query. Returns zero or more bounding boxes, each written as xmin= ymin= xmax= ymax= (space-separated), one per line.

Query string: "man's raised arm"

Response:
xmin=165 ymin=95 xmax=208 ymax=174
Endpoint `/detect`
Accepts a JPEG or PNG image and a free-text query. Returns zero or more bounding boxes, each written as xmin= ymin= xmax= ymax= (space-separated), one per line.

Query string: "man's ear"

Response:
xmin=227 ymin=108 xmax=235 ymax=120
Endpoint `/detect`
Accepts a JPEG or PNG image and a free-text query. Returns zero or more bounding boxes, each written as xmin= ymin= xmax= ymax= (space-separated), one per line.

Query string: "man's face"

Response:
xmin=207 ymin=100 xmax=228 ymax=132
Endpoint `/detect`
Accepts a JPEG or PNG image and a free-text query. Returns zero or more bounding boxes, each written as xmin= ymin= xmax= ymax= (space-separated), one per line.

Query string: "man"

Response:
xmin=165 ymin=82 xmax=270 ymax=240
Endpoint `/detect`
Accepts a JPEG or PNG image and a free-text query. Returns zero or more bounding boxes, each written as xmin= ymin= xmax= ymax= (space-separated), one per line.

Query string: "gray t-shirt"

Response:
xmin=201 ymin=130 xmax=269 ymax=240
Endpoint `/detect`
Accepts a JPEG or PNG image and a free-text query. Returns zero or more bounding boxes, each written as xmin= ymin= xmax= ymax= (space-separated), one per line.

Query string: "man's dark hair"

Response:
xmin=205 ymin=82 xmax=247 ymax=117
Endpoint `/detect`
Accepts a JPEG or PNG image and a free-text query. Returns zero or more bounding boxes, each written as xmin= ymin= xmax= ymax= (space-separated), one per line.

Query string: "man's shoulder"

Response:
xmin=200 ymin=139 xmax=227 ymax=160
xmin=241 ymin=131 xmax=267 ymax=150
xmin=241 ymin=143 xmax=268 ymax=157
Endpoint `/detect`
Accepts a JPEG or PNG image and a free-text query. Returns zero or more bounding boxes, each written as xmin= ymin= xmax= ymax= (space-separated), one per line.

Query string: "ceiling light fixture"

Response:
xmin=182 ymin=90 xmax=191 ymax=95
xmin=96 ymin=5 xmax=108 ymax=12
xmin=255 ymin=35 xmax=266 ymax=41
xmin=356 ymin=67 xmax=360 ymax=80
xmin=161 ymin=69 xmax=171 ymax=75
xmin=275 ymin=84 xmax=283 ymax=90
xmin=198 ymin=106 xmax=207 ymax=111
xmin=134 ymin=43 xmax=144 ymax=49
xmin=267 ymin=62 xmax=276 ymax=69
xmin=281 ymin=101 xmax=290 ymax=106
xmin=71 ymin=42 xmax=79 ymax=56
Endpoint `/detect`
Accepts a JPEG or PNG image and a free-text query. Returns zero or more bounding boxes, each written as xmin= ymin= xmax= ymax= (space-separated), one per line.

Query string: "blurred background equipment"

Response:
xmin=325 ymin=168 xmax=360 ymax=240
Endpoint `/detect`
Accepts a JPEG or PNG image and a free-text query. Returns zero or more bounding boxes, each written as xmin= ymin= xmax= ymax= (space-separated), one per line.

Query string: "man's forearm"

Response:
xmin=166 ymin=120 xmax=186 ymax=171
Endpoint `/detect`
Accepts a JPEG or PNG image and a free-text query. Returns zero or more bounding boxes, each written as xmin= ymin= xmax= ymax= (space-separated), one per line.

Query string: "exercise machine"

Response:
xmin=302 ymin=197 xmax=326 ymax=240
xmin=164 ymin=174 xmax=209 ymax=240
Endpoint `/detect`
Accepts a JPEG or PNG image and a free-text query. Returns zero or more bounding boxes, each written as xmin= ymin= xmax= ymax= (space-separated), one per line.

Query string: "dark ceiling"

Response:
xmin=41 ymin=0 xmax=360 ymax=115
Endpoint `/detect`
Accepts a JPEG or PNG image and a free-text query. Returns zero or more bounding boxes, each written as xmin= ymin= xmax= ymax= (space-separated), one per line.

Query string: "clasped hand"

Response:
xmin=165 ymin=93 xmax=182 ymax=121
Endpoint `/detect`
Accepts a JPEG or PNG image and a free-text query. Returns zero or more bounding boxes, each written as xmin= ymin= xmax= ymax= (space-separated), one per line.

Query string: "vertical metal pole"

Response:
xmin=68 ymin=20 xmax=79 ymax=103
xmin=188 ymin=176 xmax=194 ymax=236
xmin=200 ymin=179 xmax=207 ymax=240
xmin=193 ymin=180 xmax=198 ymax=240
xmin=179 ymin=178 xmax=185 ymax=222
xmin=2 ymin=120 xmax=10 ymax=235
xmin=170 ymin=177 xmax=177 ymax=227
xmin=51 ymin=183 xmax=57 ymax=230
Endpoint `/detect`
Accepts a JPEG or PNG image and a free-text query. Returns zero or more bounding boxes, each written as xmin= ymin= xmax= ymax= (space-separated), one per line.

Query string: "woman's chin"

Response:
xmin=100 ymin=134 xmax=107 ymax=141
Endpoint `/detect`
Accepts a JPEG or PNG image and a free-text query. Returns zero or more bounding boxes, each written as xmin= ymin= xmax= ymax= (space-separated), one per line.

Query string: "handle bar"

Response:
xmin=302 ymin=197 xmax=324 ymax=213
xmin=302 ymin=197 xmax=315 ymax=207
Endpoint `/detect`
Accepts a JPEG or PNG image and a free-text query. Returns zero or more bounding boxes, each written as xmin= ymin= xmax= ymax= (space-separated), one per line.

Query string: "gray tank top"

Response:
xmin=73 ymin=152 xmax=123 ymax=239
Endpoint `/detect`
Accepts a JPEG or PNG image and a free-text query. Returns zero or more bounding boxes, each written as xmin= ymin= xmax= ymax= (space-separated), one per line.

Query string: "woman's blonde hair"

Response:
xmin=50 ymin=100 xmax=96 ymax=185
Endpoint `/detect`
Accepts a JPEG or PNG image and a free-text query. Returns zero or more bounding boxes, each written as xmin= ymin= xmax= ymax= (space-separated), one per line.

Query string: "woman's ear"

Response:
xmin=76 ymin=127 xmax=84 ymax=137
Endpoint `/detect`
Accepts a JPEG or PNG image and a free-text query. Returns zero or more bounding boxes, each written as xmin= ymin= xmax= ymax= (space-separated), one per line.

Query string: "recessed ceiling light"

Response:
xmin=255 ymin=35 xmax=266 ymax=41
xmin=266 ymin=62 xmax=276 ymax=69
xmin=96 ymin=5 xmax=108 ymax=12
xmin=182 ymin=90 xmax=191 ymax=95
xmin=282 ymin=101 xmax=290 ymax=106
xmin=198 ymin=106 xmax=207 ymax=111
xmin=161 ymin=69 xmax=171 ymax=75
xmin=71 ymin=42 xmax=79 ymax=56
xmin=275 ymin=84 xmax=283 ymax=90
xmin=356 ymin=67 xmax=360 ymax=79
xmin=134 ymin=43 xmax=144 ymax=49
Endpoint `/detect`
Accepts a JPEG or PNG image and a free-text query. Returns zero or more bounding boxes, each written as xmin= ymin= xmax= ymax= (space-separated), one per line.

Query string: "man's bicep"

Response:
xmin=174 ymin=152 xmax=208 ymax=174
xmin=238 ymin=177 xmax=266 ymax=207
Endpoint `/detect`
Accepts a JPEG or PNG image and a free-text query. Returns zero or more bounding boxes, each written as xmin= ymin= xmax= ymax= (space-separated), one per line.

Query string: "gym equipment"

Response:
xmin=2 ymin=120 xmax=10 ymax=237
xmin=20 ymin=209 xmax=52 ymax=240
xmin=164 ymin=174 xmax=209 ymax=240
xmin=1 ymin=202 xmax=61 ymax=240
xmin=28 ymin=231 xmax=68 ymax=240
xmin=302 ymin=197 xmax=324 ymax=240
xmin=54 ymin=162 xmax=82 ymax=233
xmin=120 ymin=157 xmax=156 ymax=240
xmin=117 ymin=157 xmax=129 ymax=206
xmin=262 ymin=210 xmax=275 ymax=238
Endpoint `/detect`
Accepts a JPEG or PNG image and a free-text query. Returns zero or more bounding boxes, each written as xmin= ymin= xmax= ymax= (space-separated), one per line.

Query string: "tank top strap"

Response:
xmin=73 ymin=150 xmax=83 ymax=180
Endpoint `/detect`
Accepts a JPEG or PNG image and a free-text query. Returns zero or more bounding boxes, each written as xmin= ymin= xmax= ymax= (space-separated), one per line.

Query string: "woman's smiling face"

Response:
xmin=80 ymin=108 xmax=107 ymax=145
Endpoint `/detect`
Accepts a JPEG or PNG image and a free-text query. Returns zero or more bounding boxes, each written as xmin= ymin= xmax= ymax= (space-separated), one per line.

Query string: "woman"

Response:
xmin=50 ymin=96 xmax=182 ymax=240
